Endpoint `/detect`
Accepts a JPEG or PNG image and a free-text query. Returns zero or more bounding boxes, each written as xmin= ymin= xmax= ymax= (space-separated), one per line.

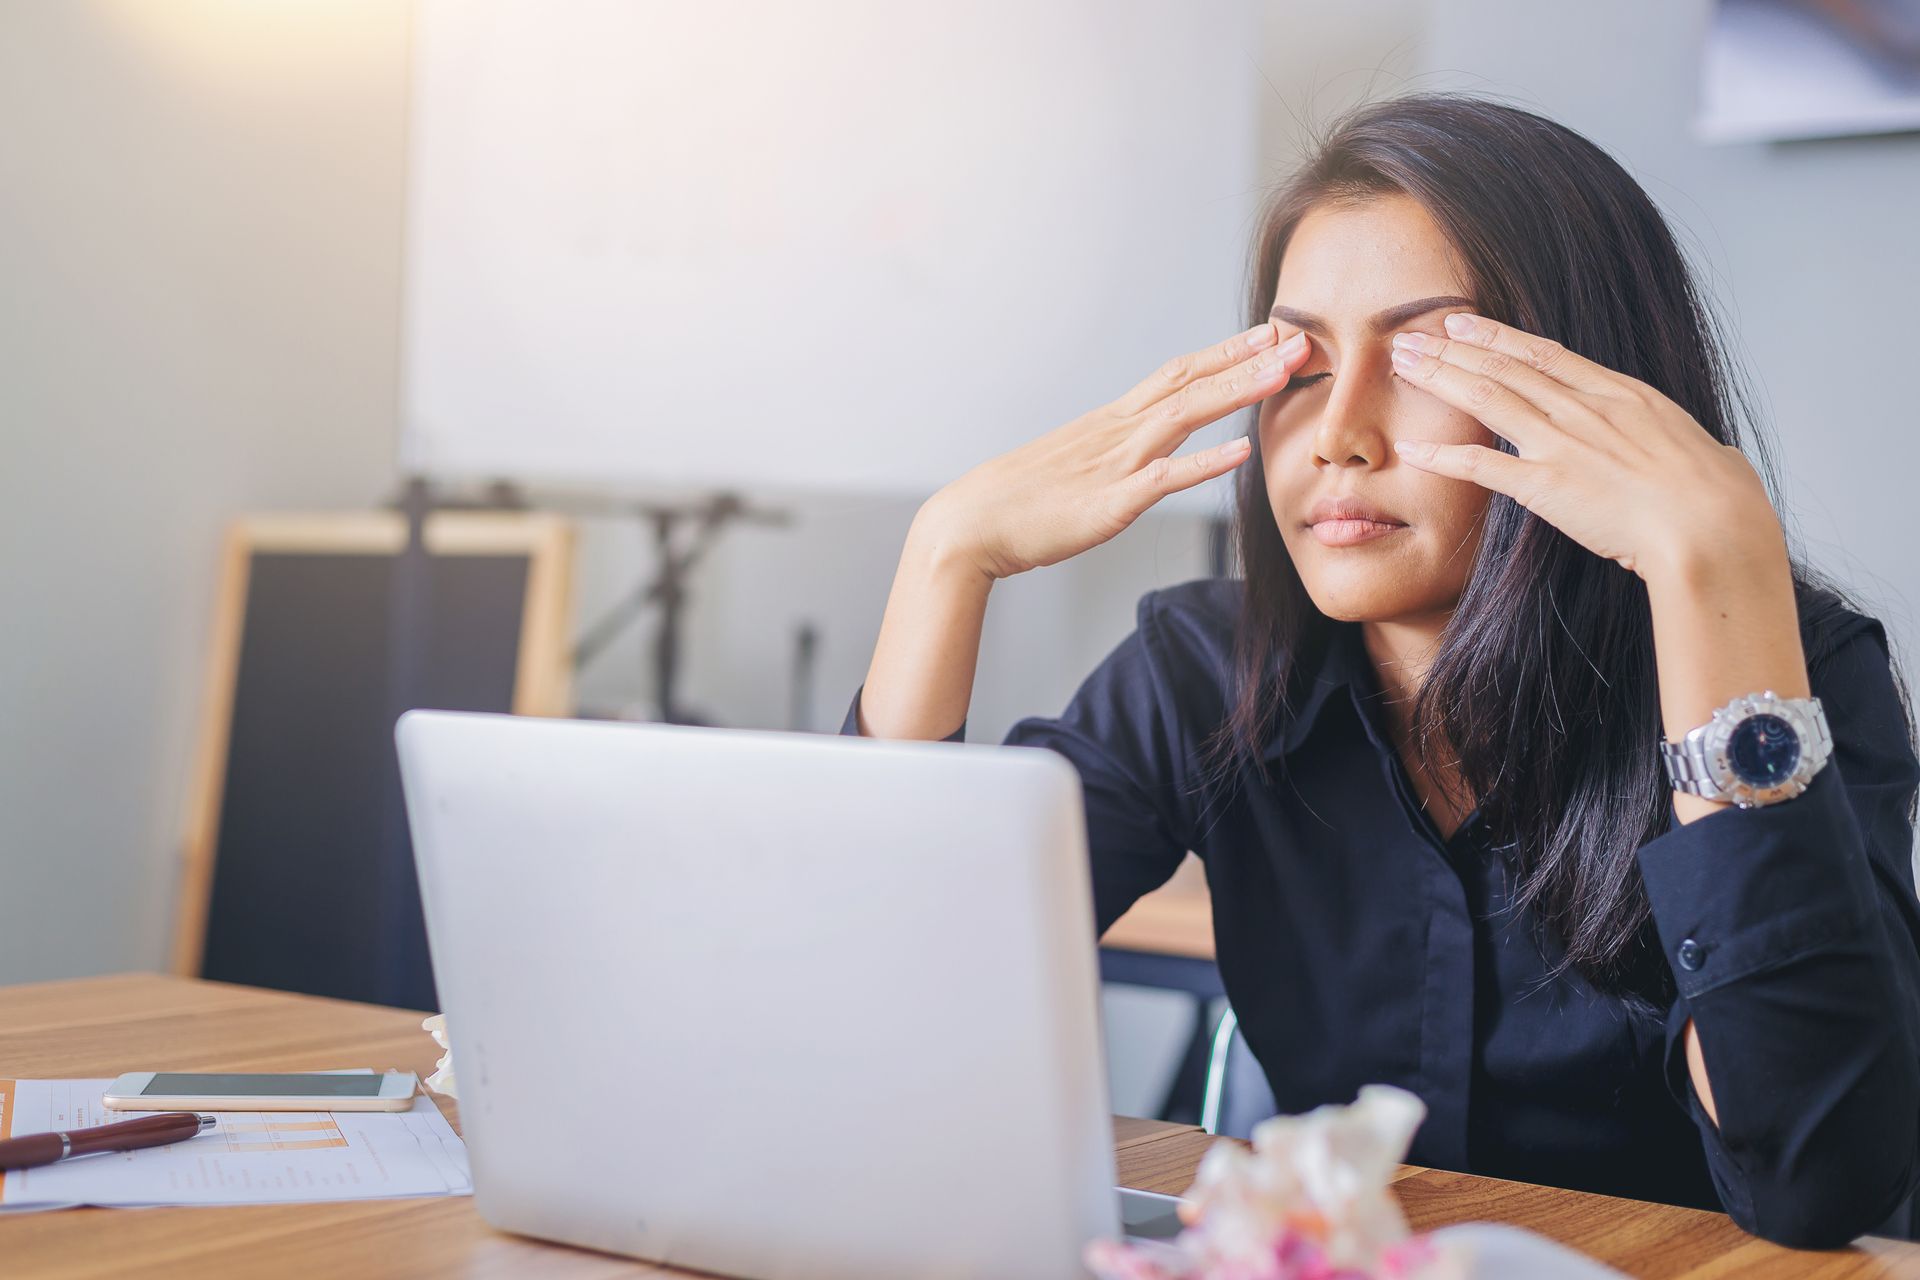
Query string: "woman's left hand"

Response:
xmin=1387 ymin=312 xmax=1780 ymax=583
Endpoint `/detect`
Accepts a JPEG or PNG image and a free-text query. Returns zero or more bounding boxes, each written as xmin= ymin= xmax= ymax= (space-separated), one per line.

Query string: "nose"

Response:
xmin=1309 ymin=350 xmax=1393 ymax=470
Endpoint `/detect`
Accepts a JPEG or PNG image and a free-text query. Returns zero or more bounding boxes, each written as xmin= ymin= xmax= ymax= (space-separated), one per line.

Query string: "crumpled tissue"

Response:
xmin=420 ymin=1013 xmax=458 ymax=1098
xmin=1086 ymin=1084 xmax=1465 ymax=1280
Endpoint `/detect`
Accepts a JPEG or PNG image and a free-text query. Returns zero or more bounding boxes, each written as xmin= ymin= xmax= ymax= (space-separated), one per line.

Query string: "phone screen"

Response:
xmin=142 ymin=1073 xmax=389 ymax=1097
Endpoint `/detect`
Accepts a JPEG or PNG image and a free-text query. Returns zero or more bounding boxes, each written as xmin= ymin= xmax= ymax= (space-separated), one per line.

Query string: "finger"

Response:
xmin=1437 ymin=312 xmax=1624 ymax=399
xmin=1111 ymin=436 xmax=1253 ymax=524
xmin=1391 ymin=330 xmax=1611 ymax=445
xmin=1392 ymin=438 xmax=1534 ymax=501
xmin=1113 ymin=323 xmax=1303 ymax=419
xmin=1389 ymin=344 xmax=1553 ymax=451
xmin=1136 ymin=331 xmax=1310 ymax=448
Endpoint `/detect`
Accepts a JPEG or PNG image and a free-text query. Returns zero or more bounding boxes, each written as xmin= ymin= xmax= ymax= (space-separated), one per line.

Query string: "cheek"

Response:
xmin=1392 ymin=390 xmax=1499 ymax=449
xmin=1254 ymin=396 xmax=1294 ymax=453
xmin=1406 ymin=412 xmax=1501 ymax=546
xmin=1411 ymin=475 xmax=1495 ymax=557
xmin=1256 ymin=399 xmax=1313 ymax=495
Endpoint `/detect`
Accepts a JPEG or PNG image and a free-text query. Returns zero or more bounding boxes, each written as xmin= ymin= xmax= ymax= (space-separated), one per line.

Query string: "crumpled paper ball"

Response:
xmin=421 ymin=1013 xmax=457 ymax=1098
xmin=1087 ymin=1085 xmax=1465 ymax=1280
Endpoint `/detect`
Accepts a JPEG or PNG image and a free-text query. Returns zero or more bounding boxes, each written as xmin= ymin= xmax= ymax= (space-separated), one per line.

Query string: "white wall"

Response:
xmin=0 ymin=2 xmax=411 ymax=981
xmin=400 ymin=0 xmax=1264 ymax=510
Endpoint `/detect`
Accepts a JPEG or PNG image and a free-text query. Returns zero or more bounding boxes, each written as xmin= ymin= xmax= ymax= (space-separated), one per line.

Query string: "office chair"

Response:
xmin=1196 ymin=1007 xmax=1275 ymax=1140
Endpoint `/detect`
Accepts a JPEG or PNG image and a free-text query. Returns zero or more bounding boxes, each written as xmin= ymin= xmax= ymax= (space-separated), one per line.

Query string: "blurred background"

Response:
xmin=3 ymin=0 xmax=1916 ymax=1123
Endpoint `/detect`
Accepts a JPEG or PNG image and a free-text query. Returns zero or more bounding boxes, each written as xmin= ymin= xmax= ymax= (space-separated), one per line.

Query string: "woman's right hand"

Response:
xmin=853 ymin=320 xmax=1309 ymax=740
xmin=917 ymin=322 xmax=1312 ymax=582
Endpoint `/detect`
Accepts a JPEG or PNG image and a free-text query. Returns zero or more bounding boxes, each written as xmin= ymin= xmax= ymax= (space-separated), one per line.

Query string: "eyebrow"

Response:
xmin=1268 ymin=294 xmax=1475 ymax=335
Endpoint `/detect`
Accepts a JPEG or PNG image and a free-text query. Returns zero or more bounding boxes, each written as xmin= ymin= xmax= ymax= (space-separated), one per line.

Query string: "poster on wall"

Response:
xmin=1697 ymin=0 xmax=1920 ymax=142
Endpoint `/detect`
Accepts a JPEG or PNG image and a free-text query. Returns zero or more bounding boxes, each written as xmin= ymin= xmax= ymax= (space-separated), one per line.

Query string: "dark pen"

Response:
xmin=0 ymin=1112 xmax=216 ymax=1171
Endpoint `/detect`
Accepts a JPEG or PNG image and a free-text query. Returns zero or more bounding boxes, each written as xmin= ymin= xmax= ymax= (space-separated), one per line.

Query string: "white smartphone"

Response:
xmin=102 ymin=1070 xmax=418 ymax=1112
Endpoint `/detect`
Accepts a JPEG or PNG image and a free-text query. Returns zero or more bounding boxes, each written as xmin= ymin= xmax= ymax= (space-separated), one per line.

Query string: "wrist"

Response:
xmin=1640 ymin=502 xmax=1792 ymax=602
xmin=906 ymin=501 xmax=999 ymax=596
xmin=1640 ymin=499 xmax=1811 ymax=808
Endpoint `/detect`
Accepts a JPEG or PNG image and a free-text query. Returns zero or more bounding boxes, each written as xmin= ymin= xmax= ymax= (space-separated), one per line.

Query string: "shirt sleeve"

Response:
xmin=838 ymin=685 xmax=965 ymax=743
xmin=1635 ymin=616 xmax=1920 ymax=1248
xmin=838 ymin=588 xmax=1196 ymax=936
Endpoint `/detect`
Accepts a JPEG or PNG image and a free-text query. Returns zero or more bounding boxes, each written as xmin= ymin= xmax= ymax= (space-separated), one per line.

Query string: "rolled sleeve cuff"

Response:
xmin=1635 ymin=762 xmax=1875 ymax=1002
xmin=839 ymin=684 xmax=966 ymax=743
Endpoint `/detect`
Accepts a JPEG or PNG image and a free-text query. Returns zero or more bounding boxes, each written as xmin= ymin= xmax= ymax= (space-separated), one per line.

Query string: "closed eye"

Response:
xmin=1289 ymin=372 xmax=1331 ymax=390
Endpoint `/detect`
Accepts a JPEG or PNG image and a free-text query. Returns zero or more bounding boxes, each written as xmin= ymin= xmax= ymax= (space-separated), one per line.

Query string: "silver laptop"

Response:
xmin=396 ymin=709 xmax=1185 ymax=1280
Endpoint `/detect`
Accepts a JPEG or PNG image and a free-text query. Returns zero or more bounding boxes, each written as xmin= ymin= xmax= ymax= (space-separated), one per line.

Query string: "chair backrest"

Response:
xmin=1198 ymin=1008 xmax=1275 ymax=1140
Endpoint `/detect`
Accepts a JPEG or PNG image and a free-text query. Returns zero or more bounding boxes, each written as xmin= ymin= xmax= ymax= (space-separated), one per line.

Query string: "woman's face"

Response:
xmin=1258 ymin=193 xmax=1499 ymax=626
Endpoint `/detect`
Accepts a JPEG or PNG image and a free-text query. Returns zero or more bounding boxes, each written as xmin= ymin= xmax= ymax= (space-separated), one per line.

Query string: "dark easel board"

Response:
xmin=171 ymin=512 xmax=573 ymax=1010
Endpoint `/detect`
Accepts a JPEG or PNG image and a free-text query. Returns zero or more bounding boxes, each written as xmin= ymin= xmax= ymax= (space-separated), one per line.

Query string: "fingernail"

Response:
xmin=1391 ymin=348 xmax=1421 ymax=373
xmin=1280 ymin=331 xmax=1308 ymax=355
xmin=1245 ymin=323 xmax=1276 ymax=349
xmin=1259 ymin=340 xmax=1301 ymax=376
xmin=1443 ymin=312 xmax=1478 ymax=339
xmin=1395 ymin=439 xmax=1434 ymax=458
xmin=1392 ymin=331 xmax=1439 ymax=354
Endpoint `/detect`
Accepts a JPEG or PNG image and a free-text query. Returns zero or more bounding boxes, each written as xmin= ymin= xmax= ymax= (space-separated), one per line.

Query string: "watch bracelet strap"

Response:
xmin=1660 ymin=696 xmax=1830 ymax=796
xmin=1659 ymin=740 xmax=1714 ymax=792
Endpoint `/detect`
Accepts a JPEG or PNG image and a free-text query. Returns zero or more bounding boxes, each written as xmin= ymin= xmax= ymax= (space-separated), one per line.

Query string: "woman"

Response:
xmin=841 ymin=93 xmax=1920 ymax=1248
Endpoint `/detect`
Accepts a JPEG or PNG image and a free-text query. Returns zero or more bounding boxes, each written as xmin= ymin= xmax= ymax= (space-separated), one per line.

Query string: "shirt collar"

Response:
xmin=1261 ymin=620 xmax=1373 ymax=761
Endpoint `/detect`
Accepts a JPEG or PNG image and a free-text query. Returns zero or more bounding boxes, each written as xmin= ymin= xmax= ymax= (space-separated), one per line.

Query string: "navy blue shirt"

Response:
xmin=842 ymin=577 xmax=1920 ymax=1247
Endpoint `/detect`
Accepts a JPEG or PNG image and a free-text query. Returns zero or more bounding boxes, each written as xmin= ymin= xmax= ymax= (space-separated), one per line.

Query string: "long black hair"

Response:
xmin=1198 ymin=93 xmax=1915 ymax=1008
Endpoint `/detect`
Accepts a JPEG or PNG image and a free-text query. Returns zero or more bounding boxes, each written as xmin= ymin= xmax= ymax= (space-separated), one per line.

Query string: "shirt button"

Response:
xmin=1677 ymin=938 xmax=1707 ymax=972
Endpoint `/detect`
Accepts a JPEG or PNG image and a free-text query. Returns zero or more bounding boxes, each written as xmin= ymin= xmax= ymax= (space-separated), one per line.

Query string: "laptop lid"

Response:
xmin=397 ymin=709 xmax=1121 ymax=1280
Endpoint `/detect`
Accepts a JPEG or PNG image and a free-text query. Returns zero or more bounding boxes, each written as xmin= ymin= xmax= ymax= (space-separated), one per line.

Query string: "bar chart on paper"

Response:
xmin=0 ymin=1078 xmax=471 ymax=1211
xmin=209 ymin=1115 xmax=348 ymax=1153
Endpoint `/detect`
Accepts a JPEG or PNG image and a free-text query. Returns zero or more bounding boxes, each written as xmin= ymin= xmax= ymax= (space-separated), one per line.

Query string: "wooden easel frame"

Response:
xmin=169 ymin=511 xmax=576 ymax=976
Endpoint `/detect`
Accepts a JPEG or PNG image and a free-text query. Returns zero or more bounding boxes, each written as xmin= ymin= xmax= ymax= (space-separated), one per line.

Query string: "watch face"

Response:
xmin=1727 ymin=712 xmax=1801 ymax=786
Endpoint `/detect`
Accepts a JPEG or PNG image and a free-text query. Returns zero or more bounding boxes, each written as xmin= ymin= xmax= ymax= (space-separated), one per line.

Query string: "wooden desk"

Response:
xmin=2 ymin=974 xmax=1917 ymax=1278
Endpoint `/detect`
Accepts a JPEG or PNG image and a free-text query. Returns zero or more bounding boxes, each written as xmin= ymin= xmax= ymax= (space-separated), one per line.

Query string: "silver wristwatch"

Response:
xmin=1660 ymin=690 xmax=1832 ymax=808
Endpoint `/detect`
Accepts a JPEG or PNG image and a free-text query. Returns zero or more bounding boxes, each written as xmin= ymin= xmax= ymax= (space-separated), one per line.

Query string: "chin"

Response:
xmin=1294 ymin=566 xmax=1443 ymax=624
xmin=1299 ymin=589 xmax=1399 ymax=624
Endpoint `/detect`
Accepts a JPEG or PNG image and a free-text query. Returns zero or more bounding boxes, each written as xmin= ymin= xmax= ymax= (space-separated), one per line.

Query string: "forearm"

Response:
xmin=1645 ymin=521 xmax=1809 ymax=827
xmin=1638 ymin=759 xmax=1920 ymax=1245
xmin=854 ymin=504 xmax=996 ymax=740
xmin=1635 ymin=510 xmax=1920 ymax=1220
xmin=1643 ymin=519 xmax=1810 ymax=1127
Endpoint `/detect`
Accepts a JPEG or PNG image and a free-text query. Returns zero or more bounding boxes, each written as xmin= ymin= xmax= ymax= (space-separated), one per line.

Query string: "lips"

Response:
xmin=1303 ymin=496 xmax=1408 ymax=548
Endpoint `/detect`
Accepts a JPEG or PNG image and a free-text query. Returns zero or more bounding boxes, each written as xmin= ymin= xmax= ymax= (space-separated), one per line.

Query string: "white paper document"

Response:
xmin=0 ymin=1077 xmax=472 ymax=1211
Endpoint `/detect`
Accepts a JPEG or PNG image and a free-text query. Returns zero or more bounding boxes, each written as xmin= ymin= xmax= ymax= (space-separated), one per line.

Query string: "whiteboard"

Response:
xmin=401 ymin=0 xmax=1262 ymax=509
